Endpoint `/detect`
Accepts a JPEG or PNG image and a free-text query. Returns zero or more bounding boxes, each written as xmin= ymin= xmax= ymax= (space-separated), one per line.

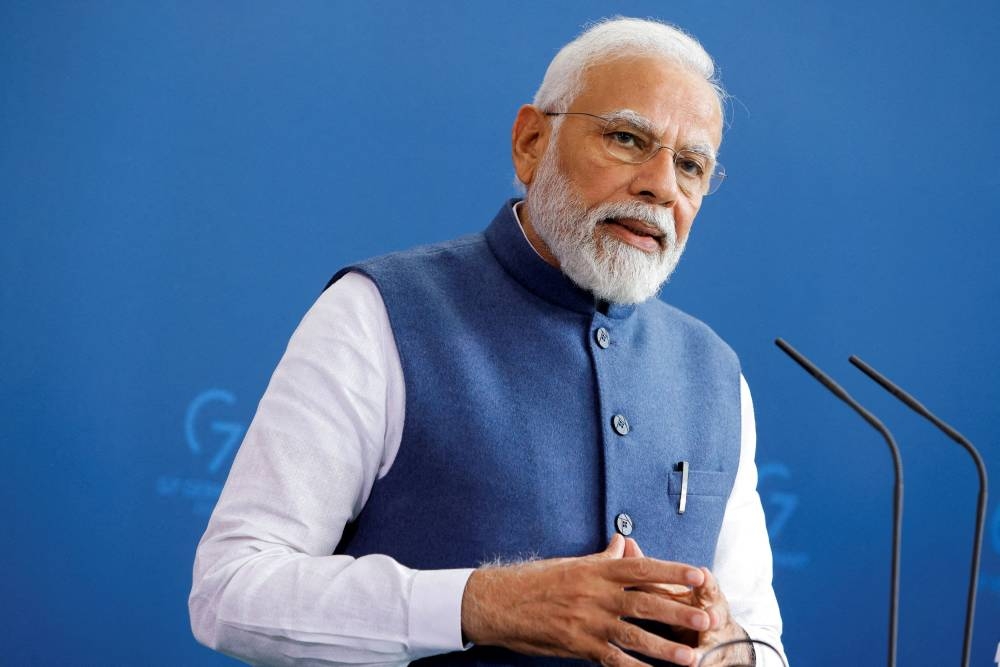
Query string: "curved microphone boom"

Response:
xmin=774 ymin=338 xmax=902 ymax=667
xmin=849 ymin=355 xmax=988 ymax=667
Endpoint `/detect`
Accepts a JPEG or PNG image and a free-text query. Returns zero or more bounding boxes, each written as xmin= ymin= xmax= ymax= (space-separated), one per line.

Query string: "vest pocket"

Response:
xmin=666 ymin=468 xmax=731 ymax=497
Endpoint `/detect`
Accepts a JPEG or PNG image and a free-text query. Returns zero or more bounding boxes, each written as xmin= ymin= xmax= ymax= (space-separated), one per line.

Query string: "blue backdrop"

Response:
xmin=2 ymin=2 xmax=998 ymax=665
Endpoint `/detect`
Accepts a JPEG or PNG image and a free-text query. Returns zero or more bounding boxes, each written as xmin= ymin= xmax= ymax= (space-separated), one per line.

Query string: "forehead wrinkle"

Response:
xmin=603 ymin=108 xmax=718 ymax=163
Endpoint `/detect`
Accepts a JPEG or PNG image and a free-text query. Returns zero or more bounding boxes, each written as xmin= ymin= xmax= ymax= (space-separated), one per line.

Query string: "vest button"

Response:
xmin=615 ymin=512 xmax=633 ymax=536
xmin=595 ymin=327 xmax=611 ymax=349
xmin=611 ymin=413 xmax=630 ymax=436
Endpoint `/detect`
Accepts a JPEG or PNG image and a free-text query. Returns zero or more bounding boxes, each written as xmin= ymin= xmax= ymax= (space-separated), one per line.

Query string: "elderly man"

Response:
xmin=190 ymin=17 xmax=785 ymax=667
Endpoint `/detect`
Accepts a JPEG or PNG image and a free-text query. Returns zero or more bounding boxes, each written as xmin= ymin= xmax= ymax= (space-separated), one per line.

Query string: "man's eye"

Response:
xmin=610 ymin=131 xmax=643 ymax=149
xmin=676 ymin=156 xmax=706 ymax=177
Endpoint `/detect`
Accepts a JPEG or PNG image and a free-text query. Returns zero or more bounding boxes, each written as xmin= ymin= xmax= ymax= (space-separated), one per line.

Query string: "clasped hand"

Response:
xmin=461 ymin=534 xmax=747 ymax=666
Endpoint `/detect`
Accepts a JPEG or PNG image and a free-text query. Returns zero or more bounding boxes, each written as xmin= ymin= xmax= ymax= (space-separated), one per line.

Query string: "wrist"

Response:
xmin=741 ymin=625 xmax=757 ymax=666
xmin=460 ymin=567 xmax=499 ymax=646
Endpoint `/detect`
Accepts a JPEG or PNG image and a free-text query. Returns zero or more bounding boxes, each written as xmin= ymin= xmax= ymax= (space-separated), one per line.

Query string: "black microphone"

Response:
xmin=774 ymin=338 xmax=902 ymax=667
xmin=849 ymin=355 xmax=988 ymax=667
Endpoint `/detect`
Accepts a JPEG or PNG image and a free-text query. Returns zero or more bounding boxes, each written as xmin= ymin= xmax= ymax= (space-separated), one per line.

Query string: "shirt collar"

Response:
xmin=484 ymin=199 xmax=637 ymax=319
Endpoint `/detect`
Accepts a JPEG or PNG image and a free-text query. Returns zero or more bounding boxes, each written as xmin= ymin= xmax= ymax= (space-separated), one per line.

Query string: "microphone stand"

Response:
xmin=850 ymin=355 xmax=988 ymax=667
xmin=775 ymin=339 xmax=902 ymax=667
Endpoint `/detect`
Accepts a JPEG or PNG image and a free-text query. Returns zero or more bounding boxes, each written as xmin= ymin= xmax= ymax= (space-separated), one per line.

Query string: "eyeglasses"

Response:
xmin=697 ymin=637 xmax=788 ymax=667
xmin=544 ymin=111 xmax=726 ymax=197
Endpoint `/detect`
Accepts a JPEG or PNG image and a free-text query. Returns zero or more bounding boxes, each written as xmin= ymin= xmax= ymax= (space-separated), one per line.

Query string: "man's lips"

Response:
xmin=599 ymin=217 xmax=665 ymax=253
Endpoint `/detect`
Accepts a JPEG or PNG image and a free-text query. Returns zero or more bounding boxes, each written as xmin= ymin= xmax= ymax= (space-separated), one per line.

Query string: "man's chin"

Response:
xmin=583 ymin=244 xmax=681 ymax=305
xmin=571 ymin=262 xmax=671 ymax=306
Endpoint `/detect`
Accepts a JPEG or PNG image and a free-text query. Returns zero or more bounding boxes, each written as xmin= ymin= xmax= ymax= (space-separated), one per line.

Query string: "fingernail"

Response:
xmin=685 ymin=569 xmax=703 ymax=584
xmin=674 ymin=647 xmax=693 ymax=664
xmin=692 ymin=613 xmax=709 ymax=631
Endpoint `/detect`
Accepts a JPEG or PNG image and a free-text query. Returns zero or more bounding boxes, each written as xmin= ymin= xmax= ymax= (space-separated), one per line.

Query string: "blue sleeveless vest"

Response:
xmin=329 ymin=201 xmax=741 ymax=666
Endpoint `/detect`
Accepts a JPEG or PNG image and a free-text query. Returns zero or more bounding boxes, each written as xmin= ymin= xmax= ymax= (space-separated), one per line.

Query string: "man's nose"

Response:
xmin=629 ymin=147 xmax=680 ymax=206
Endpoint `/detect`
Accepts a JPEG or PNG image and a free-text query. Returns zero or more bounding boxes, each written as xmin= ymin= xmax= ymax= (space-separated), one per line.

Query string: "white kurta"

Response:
xmin=190 ymin=262 xmax=786 ymax=666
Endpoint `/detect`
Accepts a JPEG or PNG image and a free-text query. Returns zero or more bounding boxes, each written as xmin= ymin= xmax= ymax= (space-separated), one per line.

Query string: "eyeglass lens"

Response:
xmin=599 ymin=118 xmax=724 ymax=196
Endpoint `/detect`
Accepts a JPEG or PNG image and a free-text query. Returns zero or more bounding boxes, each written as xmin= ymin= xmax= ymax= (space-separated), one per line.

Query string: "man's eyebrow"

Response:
xmin=603 ymin=109 xmax=718 ymax=163
xmin=602 ymin=109 xmax=657 ymax=134
xmin=683 ymin=143 xmax=718 ymax=164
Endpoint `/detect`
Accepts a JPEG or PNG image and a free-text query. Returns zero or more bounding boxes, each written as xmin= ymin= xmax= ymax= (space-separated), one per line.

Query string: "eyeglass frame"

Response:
xmin=696 ymin=637 xmax=788 ymax=667
xmin=543 ymin=110 xmax=726 ymax=197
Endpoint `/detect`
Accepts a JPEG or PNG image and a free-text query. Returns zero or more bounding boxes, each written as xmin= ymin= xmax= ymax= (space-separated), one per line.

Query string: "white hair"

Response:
xmin=533 ymin=17 xmax=726 ymax=116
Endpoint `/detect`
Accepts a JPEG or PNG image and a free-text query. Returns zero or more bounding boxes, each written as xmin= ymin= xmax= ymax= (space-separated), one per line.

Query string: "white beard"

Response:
xmin=524 ymin=146 xmax=687 ymax=305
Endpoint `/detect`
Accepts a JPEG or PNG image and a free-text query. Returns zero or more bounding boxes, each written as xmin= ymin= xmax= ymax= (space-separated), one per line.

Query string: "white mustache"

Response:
xmin=586 ymin=200 xmax=675 ymax=241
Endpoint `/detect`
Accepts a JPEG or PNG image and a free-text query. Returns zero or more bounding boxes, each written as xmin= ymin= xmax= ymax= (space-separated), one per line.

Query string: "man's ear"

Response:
xmin=511 ymin=105 xmax=550 ymax=186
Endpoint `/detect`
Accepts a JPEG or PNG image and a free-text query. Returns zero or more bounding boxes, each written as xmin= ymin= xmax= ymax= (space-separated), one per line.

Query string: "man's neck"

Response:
xmin=512 ymin=201 xmax=559 ymax=268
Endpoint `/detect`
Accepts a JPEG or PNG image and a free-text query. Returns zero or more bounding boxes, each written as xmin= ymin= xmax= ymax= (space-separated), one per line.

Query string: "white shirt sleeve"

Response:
xmin=713 ymin=376 xmax=788 ymax=666
xmin=189 ymin=271 xmax=473 ymax=666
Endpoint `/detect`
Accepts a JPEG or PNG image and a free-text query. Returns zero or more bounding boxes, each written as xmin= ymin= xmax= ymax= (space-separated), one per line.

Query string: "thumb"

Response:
xmin=599 ymin=533 xmax=626 ymax=558
xmin=623 ymin=538 xmax=645 ymax=558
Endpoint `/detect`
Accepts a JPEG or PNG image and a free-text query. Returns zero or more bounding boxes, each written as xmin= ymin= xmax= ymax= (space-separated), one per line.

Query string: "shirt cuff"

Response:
xmin=408 ymin=568 xmax=476 ymax=655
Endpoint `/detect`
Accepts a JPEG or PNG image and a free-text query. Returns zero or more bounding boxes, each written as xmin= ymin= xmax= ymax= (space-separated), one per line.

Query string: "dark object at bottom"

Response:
xmin=410 ymin=620 xmax=690 ymax=665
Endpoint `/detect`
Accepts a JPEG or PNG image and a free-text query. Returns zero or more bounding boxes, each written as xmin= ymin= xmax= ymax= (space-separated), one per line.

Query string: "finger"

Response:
xmin=605 ymin=557 xmax=705 ymax=587
xmin=623 ymin=538 xmax=644 ymax=558
xmin=694 ymin=568 xmax=728 ymax=630
xmin=697 ymin=567 xmax=720 ymax=598
xmin=599 ymin=533 xmax=626 ymax=559
xmin=618 ymin=590 xmax=711 ymax=633
xmin=607 ymin=621 xmax=697 ymax=666
xmin=693 ymin=567 xmax=721 ymax=609
xmin=587 ymin=640 xmax=658 ymax=667
xmin=630 ymin=582 xmax=692 ymax=600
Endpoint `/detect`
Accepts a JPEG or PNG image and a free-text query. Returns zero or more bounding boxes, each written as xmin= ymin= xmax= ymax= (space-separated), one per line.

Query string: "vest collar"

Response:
xmin=484 ymin=199 xmax=637 ymax=319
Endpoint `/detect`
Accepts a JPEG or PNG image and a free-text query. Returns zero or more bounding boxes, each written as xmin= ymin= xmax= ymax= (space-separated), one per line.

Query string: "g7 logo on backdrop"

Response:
xmin=184 ymin=389 xmax=244 ymax=475
xmin=155 ymin=388 xmax=245 ymax=516
xmin=758 ymin=462 xmax=809 ymax=570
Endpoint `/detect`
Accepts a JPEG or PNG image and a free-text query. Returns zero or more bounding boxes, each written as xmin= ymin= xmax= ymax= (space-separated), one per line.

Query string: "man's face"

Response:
xmin=521 ymin=56 xmax=722 ymax=304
